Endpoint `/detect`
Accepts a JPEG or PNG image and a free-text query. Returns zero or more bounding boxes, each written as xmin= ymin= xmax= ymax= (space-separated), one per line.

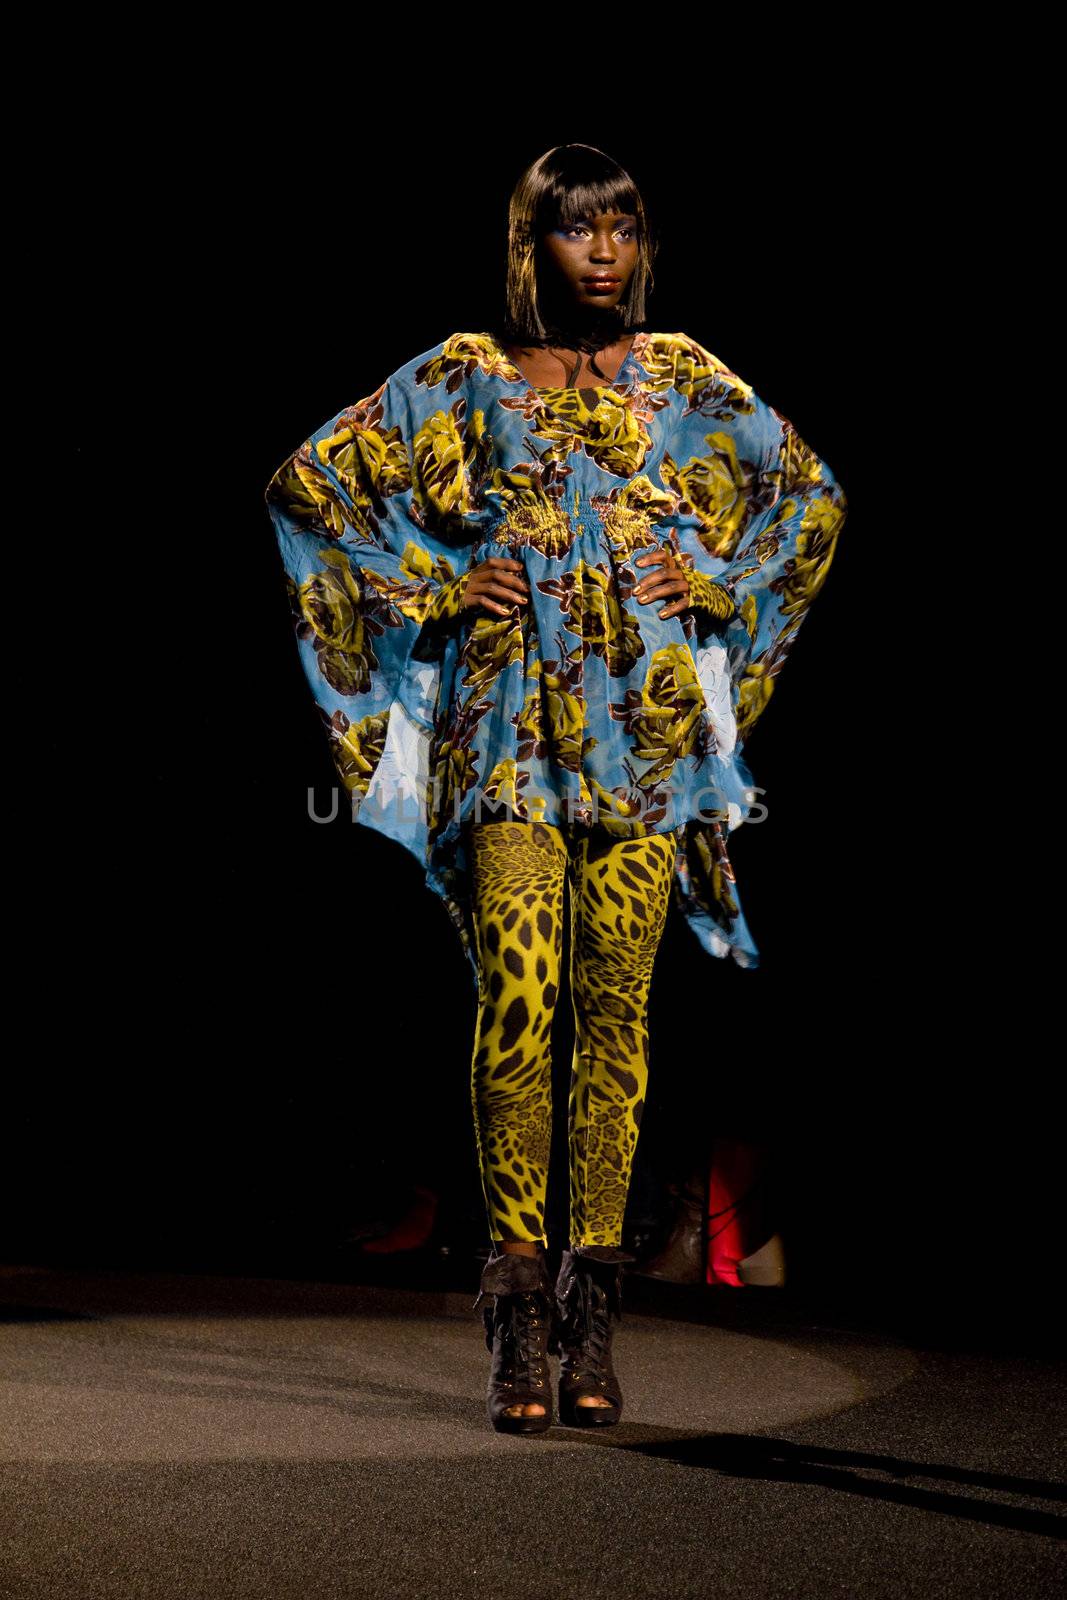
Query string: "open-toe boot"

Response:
xmin=555 ymin=1244 xmax=636 ymax=1428
xmin=471 ymin=1247 xmax=561 ymax=1436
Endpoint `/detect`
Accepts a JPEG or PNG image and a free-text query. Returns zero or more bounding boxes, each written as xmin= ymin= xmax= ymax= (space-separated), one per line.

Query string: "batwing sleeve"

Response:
xmin=661 ymin=338 xmax=849 ymax=750
xmin=263 ymin=366 xmax=472 ymax=808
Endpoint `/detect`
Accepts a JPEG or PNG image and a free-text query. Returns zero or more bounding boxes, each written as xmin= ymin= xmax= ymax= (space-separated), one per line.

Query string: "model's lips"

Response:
xmin=581 ymin=276 xmax=620 ymax=286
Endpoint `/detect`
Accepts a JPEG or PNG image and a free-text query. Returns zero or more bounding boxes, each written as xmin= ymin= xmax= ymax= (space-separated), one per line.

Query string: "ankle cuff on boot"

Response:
xmin=477 ymin=1250 xmax=553 ymax=1299
xmin=569 ymin=1244 xmax=637 ymax=1265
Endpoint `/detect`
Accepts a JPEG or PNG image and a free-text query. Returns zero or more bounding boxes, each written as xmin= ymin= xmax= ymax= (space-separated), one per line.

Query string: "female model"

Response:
xmin=265 ymin=144 xmax=848 ymax=1435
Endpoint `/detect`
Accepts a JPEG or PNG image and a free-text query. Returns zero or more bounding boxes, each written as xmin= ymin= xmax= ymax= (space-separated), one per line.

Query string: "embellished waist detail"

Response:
xmin=488 ymin=495 xmax=577 ymax=560
xmin=479 ymin=490 xmax=666 ymax=563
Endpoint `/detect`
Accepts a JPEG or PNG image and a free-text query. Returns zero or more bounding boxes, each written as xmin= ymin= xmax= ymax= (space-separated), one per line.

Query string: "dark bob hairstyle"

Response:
xmin=497 ymin=143 xmax=658 ymax=356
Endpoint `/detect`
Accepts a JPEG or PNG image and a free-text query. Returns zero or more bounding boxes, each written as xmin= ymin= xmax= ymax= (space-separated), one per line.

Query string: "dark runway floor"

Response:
xmin=0 ymin=1256 xmax=1063 ymax=1599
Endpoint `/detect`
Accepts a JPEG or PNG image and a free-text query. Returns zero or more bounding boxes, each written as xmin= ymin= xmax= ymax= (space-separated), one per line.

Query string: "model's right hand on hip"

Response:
xmin=463 ymin=558 xmax=531 ymax=617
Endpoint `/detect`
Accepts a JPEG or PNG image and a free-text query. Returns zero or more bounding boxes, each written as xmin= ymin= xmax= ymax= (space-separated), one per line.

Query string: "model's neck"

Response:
xmin=536 ymin=298 xmax=631 ymax=355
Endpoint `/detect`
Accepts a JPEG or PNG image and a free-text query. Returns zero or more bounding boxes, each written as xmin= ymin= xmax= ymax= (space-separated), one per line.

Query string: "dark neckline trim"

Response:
xmin=490 ymin=332 xmax=640 ymax=393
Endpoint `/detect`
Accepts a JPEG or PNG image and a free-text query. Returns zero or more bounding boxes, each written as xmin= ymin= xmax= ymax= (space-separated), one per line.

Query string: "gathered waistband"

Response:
xmin=471 ymin=493 xmax=668 ymax=565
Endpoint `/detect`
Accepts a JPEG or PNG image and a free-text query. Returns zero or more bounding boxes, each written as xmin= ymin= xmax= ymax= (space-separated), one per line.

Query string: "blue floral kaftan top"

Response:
xmin=264 ymin=330 xmax=848 ymax=983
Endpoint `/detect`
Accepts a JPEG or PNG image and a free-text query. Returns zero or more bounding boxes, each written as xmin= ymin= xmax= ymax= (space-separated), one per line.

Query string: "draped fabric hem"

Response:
xmin=351 ymin=696 xmax=764 ymax=991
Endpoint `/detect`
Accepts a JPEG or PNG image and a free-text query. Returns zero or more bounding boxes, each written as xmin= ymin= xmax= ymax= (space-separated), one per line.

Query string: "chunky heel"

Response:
xmin=472 ymin=1247 xmax=561 ymax=1435
xmin=555 ymin=1244 xmax=635 ymax=1428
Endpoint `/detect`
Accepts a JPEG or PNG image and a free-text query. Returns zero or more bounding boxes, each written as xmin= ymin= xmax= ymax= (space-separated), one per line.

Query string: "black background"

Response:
xmin=15 ymin=59 xmax=1048 ymax=1331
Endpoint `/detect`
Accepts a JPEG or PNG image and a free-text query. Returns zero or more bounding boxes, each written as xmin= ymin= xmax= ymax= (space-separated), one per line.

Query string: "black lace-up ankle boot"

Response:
xmin=554 ymin=1244 xmax=636 ymax=1428
xmin=471 ymin=1247 xmax=561 ymax=1435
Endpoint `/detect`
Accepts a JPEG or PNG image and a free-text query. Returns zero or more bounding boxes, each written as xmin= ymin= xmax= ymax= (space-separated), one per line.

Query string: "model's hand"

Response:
xmin=463 ymin=557 xmax=531 ymax=617
xmin=633 ymin=548 xmax=693 ymax=618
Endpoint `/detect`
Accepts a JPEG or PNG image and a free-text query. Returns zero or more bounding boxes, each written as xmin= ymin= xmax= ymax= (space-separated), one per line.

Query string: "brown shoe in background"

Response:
xmin=632 ymin=1173 xmax=706 ymax=1284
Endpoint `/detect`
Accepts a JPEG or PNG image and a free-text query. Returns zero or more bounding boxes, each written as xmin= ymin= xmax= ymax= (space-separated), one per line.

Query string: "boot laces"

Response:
xmin=479 ymin=1289 xmax=554 ymax=1380
xmin=558 ymin=1259 xmax=623 ymax=1378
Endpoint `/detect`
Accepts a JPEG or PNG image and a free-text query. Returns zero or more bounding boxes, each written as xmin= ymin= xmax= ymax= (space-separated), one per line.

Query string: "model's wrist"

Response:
xmin=422 ymin=570 xmax=471 ymax=627
xmin=686 ymin=568 xmax=737 ymax=623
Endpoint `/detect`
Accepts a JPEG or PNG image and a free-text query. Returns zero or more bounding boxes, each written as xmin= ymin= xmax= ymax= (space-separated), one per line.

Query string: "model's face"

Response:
xmin=539 ymin=210 xmax=639 ymax=314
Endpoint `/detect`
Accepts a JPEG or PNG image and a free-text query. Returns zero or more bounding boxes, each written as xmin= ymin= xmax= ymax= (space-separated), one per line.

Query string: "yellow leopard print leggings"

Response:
xmin=467 ymin=818 xmax=678 ymax=1249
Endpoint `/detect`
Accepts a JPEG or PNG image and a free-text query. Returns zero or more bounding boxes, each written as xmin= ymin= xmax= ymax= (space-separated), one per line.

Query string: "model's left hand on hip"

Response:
xmin=633 ymin=547 xmax=693 ymax=619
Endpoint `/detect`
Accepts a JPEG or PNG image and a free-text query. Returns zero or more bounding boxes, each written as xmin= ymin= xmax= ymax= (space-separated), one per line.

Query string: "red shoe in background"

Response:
xmin=341 ymin=1184 xmax=440 ymax=1255
xmin=707 ymin=1139 xmax=786 ymax=1287
xmin=633 ymin=1140 xmax=787 ymax=1288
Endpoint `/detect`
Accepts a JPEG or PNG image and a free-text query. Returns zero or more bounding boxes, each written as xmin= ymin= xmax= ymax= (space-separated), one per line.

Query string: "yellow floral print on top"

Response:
xmin=265 ymin=330 xmax=848 ymax=977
